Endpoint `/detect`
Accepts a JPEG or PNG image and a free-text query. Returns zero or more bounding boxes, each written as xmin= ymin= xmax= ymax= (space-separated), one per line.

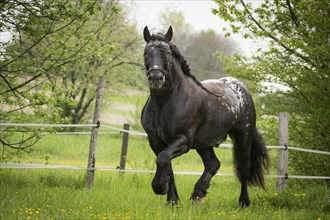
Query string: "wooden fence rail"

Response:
xmin=1 ymin=112 xmax=329 ymax=191
xmin=114 ymin=112 xmax=328 ymax=191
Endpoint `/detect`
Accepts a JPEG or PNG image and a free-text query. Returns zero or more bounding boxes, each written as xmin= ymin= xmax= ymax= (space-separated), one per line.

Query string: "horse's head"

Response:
xmin=143 ymin=26 xmax=173 ymax=89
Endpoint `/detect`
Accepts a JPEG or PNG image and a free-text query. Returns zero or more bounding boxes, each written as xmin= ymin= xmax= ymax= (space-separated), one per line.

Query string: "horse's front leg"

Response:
xmin=152 ymin=135 xmax=188 ymax=203
xmin=166 ymin=163 xmax=179 ymax=205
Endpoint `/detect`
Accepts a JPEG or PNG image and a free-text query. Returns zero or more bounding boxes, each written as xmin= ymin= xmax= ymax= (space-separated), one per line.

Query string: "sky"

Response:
xmin=0 ymin=1 xmax=221 ymax=43
xmin=121 ymin=0 xmax=263 ymax=56
xmin=122 ymin=0 xmax=221 ymax=31
xmin=0 ymin=1 xmax=264 ymax=55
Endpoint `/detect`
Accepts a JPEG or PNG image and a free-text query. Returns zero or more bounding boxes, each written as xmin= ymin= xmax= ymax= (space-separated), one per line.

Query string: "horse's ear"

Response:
xmin=164 ymin=26 xmax=173 ymax=43
xmin=143 ymin=26 xmax=151 ymax=42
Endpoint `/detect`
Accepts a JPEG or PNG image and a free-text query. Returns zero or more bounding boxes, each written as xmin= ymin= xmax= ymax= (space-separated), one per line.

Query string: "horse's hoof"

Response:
xmin=197 ymin=197 xmax=206 ymax=204
xmin=166 ymin=200 xmax=179 ymax=206
xmin=191 ymin=196 xmax=206 ymax=204
xmin=152 ymin=181 xmax=169 ymax=195
xmin=239 ymin=199 xmax=250 ymax=207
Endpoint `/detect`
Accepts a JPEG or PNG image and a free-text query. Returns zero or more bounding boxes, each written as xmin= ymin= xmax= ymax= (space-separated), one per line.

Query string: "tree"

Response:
xmin=213 ymin=0 xmax=330 ymax=182
xmin=184 ymin=29 xmax=236 ymax=80
xmin=46 ymin=2 xmax=144 ymax=129
xmin=0 ymin=0 xmax=133 ymax=155
xmin=160 ymin=8 xmax=192 ymax=51
xmin=159 ymin=8 xmax=237 ymax=80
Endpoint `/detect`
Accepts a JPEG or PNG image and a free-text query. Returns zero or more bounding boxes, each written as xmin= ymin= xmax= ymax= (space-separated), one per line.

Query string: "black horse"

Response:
xmin=141 ymin=26 xmax=269 ymax=207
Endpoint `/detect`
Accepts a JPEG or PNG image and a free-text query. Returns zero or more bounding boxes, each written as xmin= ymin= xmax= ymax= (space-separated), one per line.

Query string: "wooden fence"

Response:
xmin=1 ymin=111 xmax=329 ymax=192
xmin=105 ymin=111 xmax=329 ymax=192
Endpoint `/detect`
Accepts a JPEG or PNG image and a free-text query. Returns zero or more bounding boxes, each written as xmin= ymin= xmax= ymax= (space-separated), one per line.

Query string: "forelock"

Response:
xmin=150 ymin=33 xmax=165 ymax=41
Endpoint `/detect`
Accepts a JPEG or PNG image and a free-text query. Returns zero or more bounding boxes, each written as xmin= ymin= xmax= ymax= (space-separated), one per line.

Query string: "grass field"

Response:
xmin=1 ymin=134 xmax=329 ymax=219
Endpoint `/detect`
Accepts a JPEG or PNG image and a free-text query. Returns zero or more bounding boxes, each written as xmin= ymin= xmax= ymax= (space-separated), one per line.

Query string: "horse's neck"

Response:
xmin=149 ymin=90 xmax=171 ymax=110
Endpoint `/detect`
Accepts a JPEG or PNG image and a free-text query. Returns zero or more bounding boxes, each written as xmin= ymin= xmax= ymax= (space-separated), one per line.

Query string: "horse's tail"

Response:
xmin=248 ymin=130 xmax=269 ymax=189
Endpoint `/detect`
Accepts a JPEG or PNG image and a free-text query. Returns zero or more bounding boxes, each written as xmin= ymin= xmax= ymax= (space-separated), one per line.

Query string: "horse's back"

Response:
xmin=202 ymin=77 xmax=256 ymax=133
xmin=202 ymin=77 xmax=254 ymax=113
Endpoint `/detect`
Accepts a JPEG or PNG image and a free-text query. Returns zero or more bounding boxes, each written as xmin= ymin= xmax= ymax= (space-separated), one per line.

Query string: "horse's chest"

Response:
xmin=154 ymin=109 xmax=181 ymax=141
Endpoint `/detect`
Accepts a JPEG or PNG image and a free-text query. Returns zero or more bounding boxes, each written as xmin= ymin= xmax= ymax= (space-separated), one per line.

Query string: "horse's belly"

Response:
xmin=192 ymin=117 xmax=233 ymax=148
xmin=192 ymin=133 xmax=227 ymax=149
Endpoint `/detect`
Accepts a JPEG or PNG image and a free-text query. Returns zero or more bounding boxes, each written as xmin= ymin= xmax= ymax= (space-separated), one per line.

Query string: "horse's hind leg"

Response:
xmin=230 ymin=130 xmax=252 ymax=207
xmin=191 ymin=147 xmax=220 ymax=203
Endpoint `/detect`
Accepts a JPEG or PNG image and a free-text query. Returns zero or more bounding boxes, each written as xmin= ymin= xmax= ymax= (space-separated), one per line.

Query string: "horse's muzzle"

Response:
xmin=147 ymin=71 xmax=165 ymax=89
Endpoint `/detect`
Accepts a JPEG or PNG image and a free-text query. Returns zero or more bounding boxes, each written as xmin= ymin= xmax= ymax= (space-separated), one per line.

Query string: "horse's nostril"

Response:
xmin=148 ymin=72 xmax=164 ymax=81
xmin=147 ymin=71 xmax=165 ymax=89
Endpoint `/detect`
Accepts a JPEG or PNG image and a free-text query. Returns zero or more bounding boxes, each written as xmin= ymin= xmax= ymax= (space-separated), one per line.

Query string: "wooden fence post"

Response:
xmin=86 ymin=75 xmax=105 ymax=189
xmin=119 ymin=123 xmax=130 ymax=171
xmin=276 ymin=112 xmax=290 ymax=191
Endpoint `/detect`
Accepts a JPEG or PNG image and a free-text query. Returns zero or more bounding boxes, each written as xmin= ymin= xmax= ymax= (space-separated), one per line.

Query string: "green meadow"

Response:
xmin=1 ymin=134 xmax=329 ymax=219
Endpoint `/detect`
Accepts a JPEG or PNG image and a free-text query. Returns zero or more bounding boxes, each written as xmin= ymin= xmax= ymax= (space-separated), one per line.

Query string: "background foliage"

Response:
xmin=213 ymin=0 xmax=330 ymax=182
xmin=0 ymin=0 xmax=144 ymax=154
xmin=159 ymin=8 xmax=237 ymax=80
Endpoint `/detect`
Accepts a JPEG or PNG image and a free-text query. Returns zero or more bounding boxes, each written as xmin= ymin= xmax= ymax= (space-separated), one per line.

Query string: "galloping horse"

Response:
xmin=141 ymin=26 xmax=269 ymax=207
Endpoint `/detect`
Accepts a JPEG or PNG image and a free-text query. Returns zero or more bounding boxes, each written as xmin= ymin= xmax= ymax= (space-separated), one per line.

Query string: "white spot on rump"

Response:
xmin=202 ymin=79 xmax=234 ymax=113
xmin=219 ymin=77 xmax=245 ymax=108
xmin=201 ymin=79 xmax=221 ymax=85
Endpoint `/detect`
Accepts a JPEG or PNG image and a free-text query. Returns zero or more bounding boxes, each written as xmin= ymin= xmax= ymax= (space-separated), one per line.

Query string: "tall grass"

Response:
xmin=1 ymin=133 xmax=329 ymax=219
xmin=1 ymin=169 xmax=329 ymax=219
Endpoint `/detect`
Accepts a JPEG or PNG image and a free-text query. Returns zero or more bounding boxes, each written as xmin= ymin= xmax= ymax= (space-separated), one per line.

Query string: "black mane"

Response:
xmin=169 ymin=44 xmax=192 ymax=78
xmin=169 ymin=43 xmax=223 ymax=98
xmin=151 ymin=33 xmax=166 ymax=41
